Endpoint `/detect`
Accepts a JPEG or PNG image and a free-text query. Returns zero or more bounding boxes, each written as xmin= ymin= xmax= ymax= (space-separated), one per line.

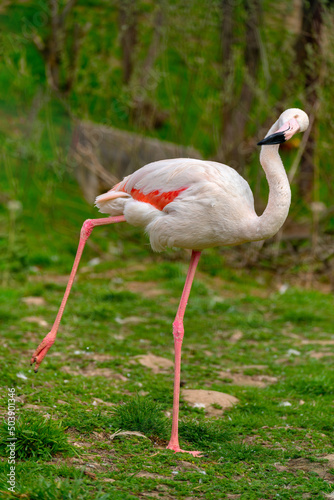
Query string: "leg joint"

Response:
xmin=81 ymin=219 xmax=94 ymax=240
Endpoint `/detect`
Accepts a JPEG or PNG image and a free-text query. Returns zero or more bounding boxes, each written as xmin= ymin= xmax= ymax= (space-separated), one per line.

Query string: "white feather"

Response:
xmin=95 ymin=158 xmax=257 ymax=251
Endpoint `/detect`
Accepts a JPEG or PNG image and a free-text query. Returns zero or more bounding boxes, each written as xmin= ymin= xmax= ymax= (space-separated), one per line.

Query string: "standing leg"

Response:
xmin=167 ymin=250 xmax=201 ymax=456
xmin=30 ymin=216 xmax=126 ymax=372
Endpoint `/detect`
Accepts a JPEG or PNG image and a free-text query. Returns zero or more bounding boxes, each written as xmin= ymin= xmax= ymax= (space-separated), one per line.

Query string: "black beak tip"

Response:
xmin=257 ymin=132 xmax=286 ymax=146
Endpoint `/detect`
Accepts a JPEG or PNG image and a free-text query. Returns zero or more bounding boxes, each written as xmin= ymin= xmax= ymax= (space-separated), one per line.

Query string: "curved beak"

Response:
xmin=257 ymin=117 xmax=300 ymax=146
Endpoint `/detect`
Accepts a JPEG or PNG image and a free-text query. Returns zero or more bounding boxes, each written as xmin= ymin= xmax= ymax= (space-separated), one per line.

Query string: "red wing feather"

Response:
xmin=128 ymin=187 xmax=188 ymax=211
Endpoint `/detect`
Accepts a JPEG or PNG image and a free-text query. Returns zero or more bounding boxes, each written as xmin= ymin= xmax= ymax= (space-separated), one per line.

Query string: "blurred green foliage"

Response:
xmin=0 ymin=1 xmax=333 ymax=283
xmin=0 ymin=6 xmax=334 ymax=496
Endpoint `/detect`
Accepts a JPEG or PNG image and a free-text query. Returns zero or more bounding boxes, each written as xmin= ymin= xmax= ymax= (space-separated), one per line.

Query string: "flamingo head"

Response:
xmin=258 ymin=108 xmax=309 ymax=146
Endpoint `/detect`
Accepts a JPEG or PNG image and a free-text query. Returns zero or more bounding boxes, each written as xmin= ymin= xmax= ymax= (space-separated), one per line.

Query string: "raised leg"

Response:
xmin=167 ymin=250 xmax=201 ymax=457
xmin=30 ymin=216 xmax=126 ymax=372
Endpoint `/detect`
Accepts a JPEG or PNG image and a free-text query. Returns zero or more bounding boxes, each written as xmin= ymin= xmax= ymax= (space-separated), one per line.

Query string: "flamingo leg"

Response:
xmin=30 ymin=216 xmax=126 ymax=372
xmin=167 ymin=250 xmax=201 ymax=457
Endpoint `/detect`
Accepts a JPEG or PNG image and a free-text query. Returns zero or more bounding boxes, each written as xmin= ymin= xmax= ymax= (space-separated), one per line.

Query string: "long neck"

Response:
xmin=251 ymin=120 xmax=291 ymax=241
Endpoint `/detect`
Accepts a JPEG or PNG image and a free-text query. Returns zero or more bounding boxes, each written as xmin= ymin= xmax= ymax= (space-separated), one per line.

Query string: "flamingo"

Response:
xmin=31 ymin=108 xmax=309 ymax=456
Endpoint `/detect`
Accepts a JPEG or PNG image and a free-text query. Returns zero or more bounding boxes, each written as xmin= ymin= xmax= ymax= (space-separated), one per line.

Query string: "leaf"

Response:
xmin=109 ymin=429 xmax=150 ymax=441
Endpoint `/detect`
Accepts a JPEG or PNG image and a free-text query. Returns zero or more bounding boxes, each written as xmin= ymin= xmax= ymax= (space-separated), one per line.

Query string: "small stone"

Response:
xmin=22 ymin=297 xmax=46 ymax=306
xmin=287 ymin=349 xmax=301 ymax=356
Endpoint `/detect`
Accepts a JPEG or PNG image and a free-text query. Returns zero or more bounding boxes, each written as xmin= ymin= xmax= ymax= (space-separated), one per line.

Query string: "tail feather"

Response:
xmin=95 ymin=191 xmax=130 ymax=215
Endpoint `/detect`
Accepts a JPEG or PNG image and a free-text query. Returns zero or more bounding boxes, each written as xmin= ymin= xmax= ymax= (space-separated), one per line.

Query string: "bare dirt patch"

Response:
xmin=22 ymin=316 xmax=49 ymax=327
xmin=61 ymin=363 xmax=127 ymax=380
xmin=309 ymin=351 xmax=334 ymax=359
xmin=141 ymin=487 xmax=175 ymax=499
xmin=219 ymin=371 xmax=277 ymax=388
xmin=136 ymin=471 xmax=168 ymax=480
xmin=23 ymin=404 xmax=51 ymax=411
xmin=135 ymin=353 xmax=174 ymax=374
xmin=274 ymin=456 xmax=334 ymax=482
xmin=229 ymin=330 xmax=243 ymax=343
xmin=28 ymin=274 xmax=70 ymax=285
xmin=22 ymin=297 xmax=46 ymax=306
xmin=235 ymin=364 xmax=268 ymax=370
xmin=92 ymin=397 xmax=115 ymax=407
xmin=182 ymin=389 xmax=238 ymax=416
xmin=127 ymin=281 xmax=165 ymax=298
xmin=175 ymin=460 xmax=200 ymax=469
xmin=323 ymin=454 xmax=334 ymax=467
xmin=89 ymin=353 xmax=114 ymax=362
xmin=203 ymin=350 xmax=214 ymax=357
xmin=299 ymin=340 xmax=334 ymax=346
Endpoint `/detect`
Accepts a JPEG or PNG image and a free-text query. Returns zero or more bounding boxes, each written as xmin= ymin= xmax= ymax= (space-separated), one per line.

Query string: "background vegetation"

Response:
xmin=0 ymin=1 xmax=334 ymax=499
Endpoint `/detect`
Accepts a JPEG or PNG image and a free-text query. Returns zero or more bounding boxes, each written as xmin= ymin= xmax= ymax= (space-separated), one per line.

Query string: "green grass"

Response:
xmin=0 ymin=413 xmax=75 ymax=460
xmin=0 ymin=2 xmax=334 ymax=498
xmin=111 ymin=397 xmax=169 ymax=439
xmin=1 ymin=226 xmax=334 ymax=498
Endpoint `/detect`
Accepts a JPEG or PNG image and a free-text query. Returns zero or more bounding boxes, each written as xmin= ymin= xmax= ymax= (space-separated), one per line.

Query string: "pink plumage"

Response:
xmin=95 ymin=158 xmax=257 ymax=251
xmin=31 ymin=109 xmax=309 ymax=456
